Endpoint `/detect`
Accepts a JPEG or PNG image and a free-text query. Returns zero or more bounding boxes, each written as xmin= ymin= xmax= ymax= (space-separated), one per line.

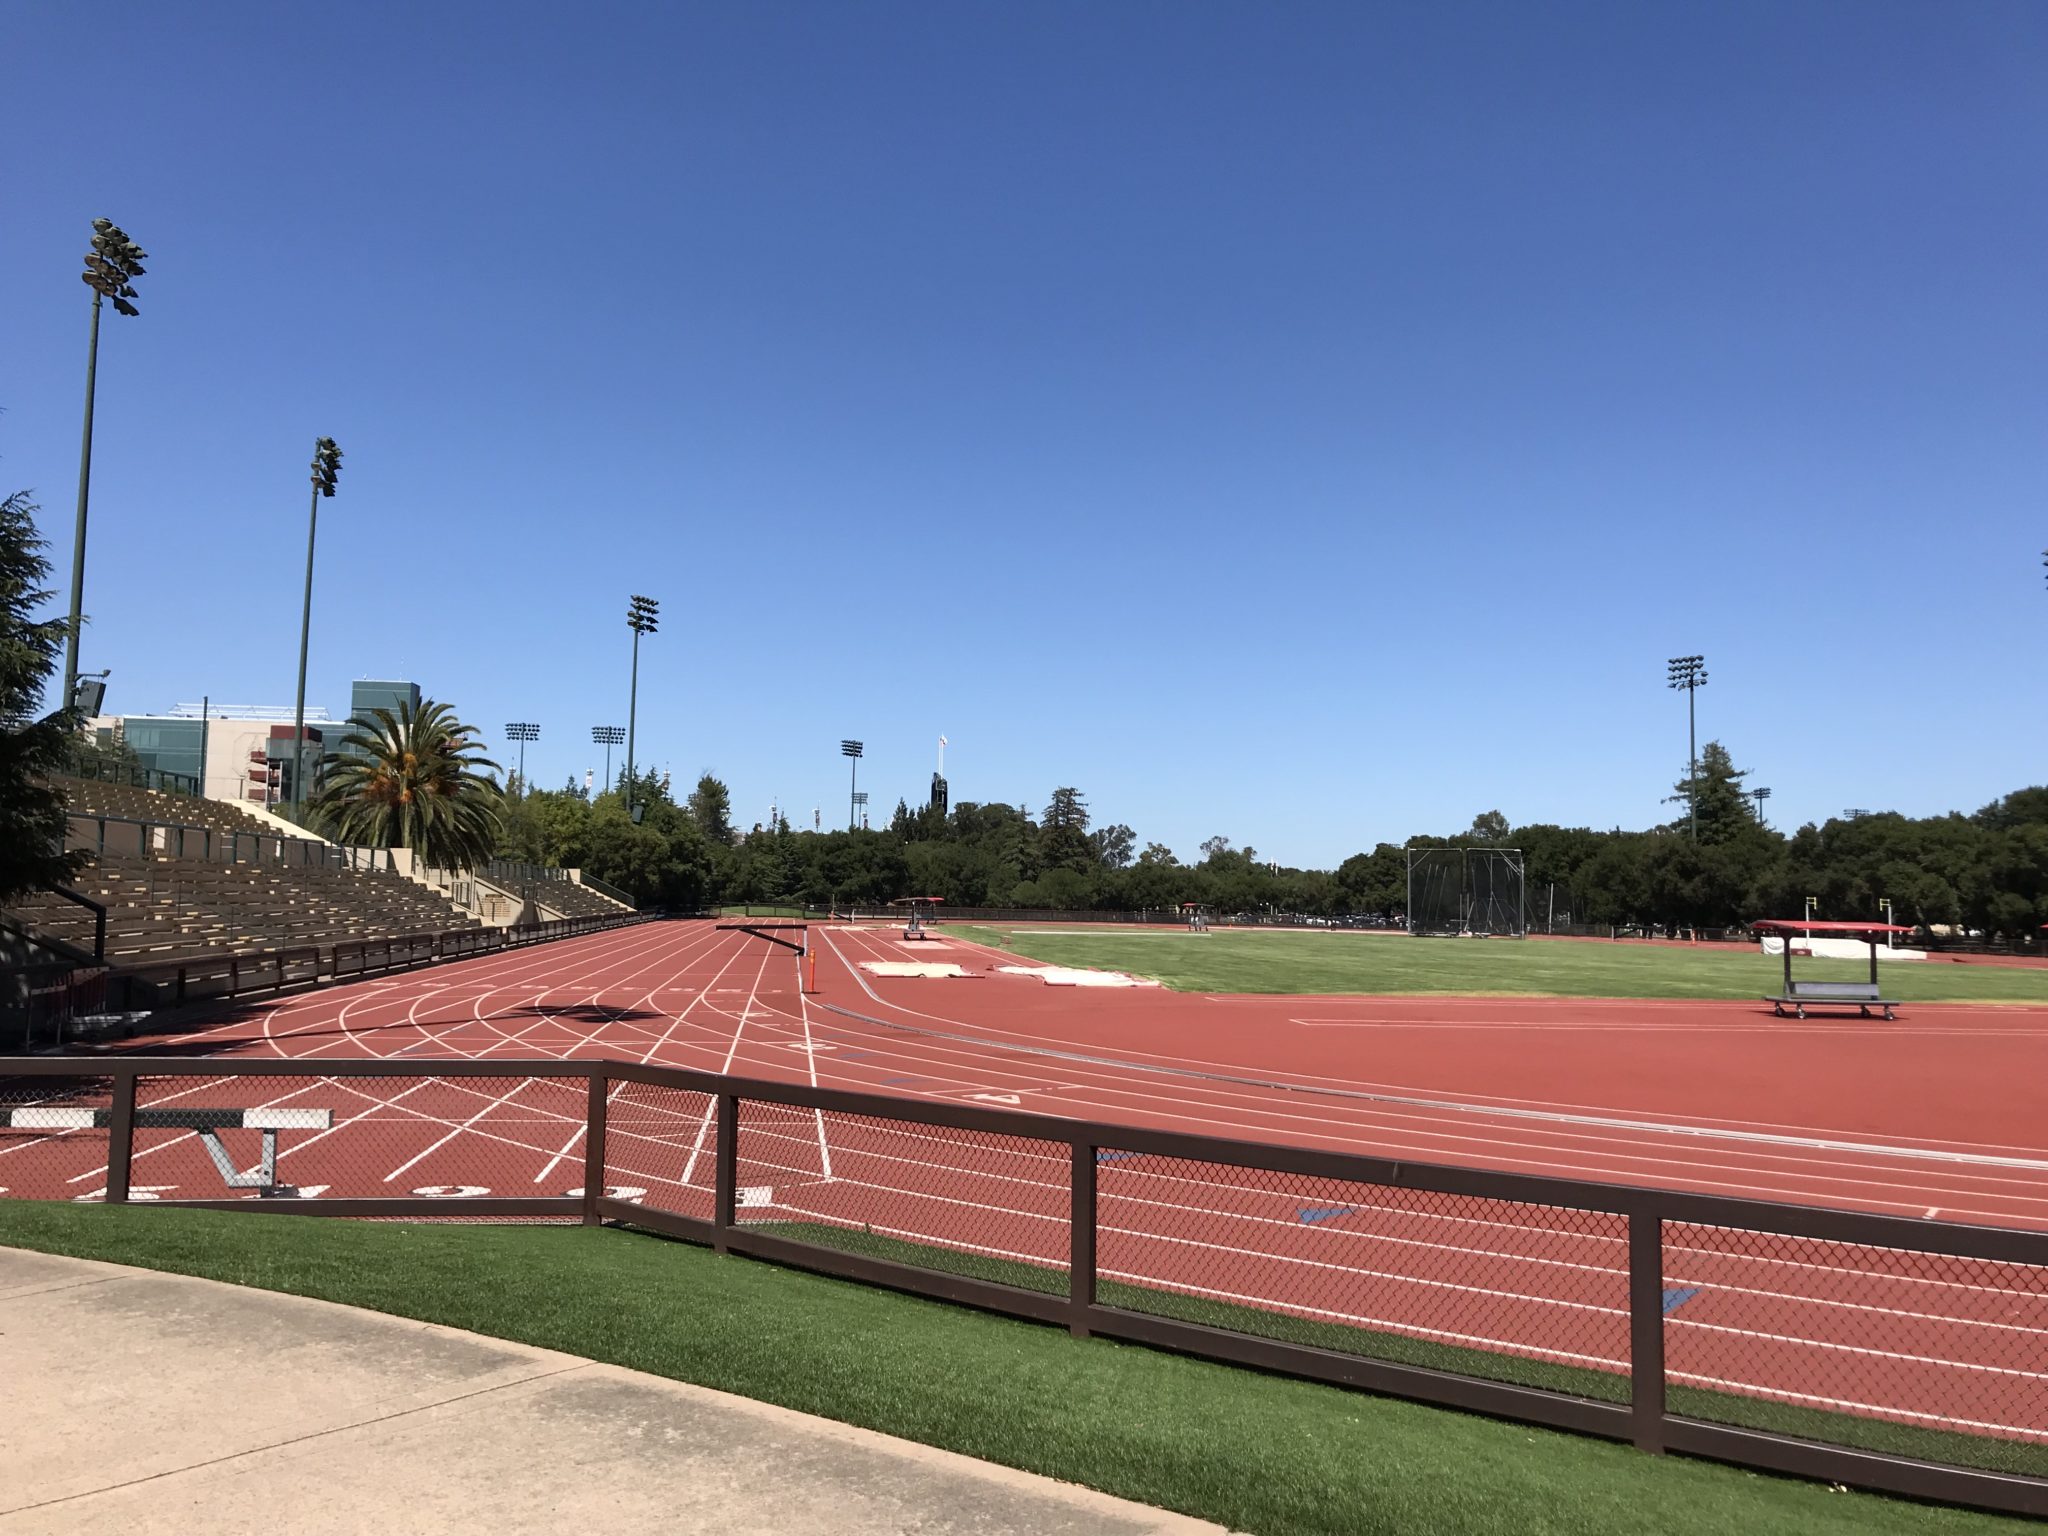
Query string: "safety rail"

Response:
xmin=573 ymin=870 xmax=635 ymax=908
xmin=62 ymin=758 xmax=201 ymax=798
xmin=64 ymin=812 xmax=383 ymax=872
xmin=110 ymin=911 xmax=658 ymax=1010
xmin=0 ymin=962 xmax=109 ymax=1051
xmin=0 ymin=1051 xmax=2043 ymax=1517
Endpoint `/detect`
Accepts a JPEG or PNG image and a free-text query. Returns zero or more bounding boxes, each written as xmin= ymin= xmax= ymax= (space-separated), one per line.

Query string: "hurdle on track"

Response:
xmin=3 ymin=1106 xmax=332 ymax=1195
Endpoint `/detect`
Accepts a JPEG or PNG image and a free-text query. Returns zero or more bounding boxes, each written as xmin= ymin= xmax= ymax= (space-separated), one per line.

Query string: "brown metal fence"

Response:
xmin=109 ymin=911 xmax=657 ymax=1011
xmin=1 ymin=1053 xmax=2045 ymax=1517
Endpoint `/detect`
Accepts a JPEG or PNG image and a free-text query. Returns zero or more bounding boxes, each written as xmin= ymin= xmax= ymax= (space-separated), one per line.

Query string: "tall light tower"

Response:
xmin=505 ymin=722 xmax=539 ymax=794
xmin=592 ymin=725 xmax=624 ymax=795
xmin=1666 ymin=654 xmax=1708 ymax=840
xmin=840 ymin=739 xmax=864 ymax=831
xmin=66 ymin=217 xmax=148 ymax=708
xmin=625 ymin=595 xmax=659 ymax=819
xmin=292 ymin=437 xmax=343 ymax=816
xmin=1751 ymin=785 xmax=1771 ymax=827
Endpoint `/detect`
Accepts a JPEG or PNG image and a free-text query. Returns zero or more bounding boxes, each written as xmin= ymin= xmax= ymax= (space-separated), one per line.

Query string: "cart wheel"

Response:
xmin=1885 ymin=1007 xmax=1896 ymax=1021
xmin=1796 ymin=1005 xmax=1806 ymax=1019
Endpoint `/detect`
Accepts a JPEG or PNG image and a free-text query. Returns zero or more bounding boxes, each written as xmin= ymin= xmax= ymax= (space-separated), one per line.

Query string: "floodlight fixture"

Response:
xmin=841 ymin=740 xmax=864 ymax=830
xmin=625 ymin=597 xmax=659 ymax=816
xmin=506 ymin=721 xmax=539 ymax=792
xmin=65 ymin=217 xmax=149 ymax=706
xmin=292 ymin=435 xmax=344 ymax=817
xmin=592 ymin=724 xmax=625 ymax=794
xmin=1666 ymin=654 xmax=1708 ymax=840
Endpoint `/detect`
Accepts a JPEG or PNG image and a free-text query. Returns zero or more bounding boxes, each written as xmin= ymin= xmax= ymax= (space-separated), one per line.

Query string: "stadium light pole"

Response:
xmin=1666 ymin=655 xmax=1708 ymax=840
xmin=65 ymin=218 xmax=148 ymax=708
xmin=625 ymin=596 xmax=659 ymax=819
xmin=505 ymin=722 xmax=539 ymax=794
xmin=592 ymin=725 xmax=624 ymax=796
xmin=841 ymin=740 xmax=864 ymax=831
xmin=1751 ymin=785 xmax=1771 ymax=827
xmin=292 ymin=437 xmax=343 ymax=818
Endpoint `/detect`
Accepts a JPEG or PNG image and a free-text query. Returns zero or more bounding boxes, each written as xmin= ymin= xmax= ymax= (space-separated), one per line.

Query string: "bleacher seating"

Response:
xmin=528 ymin=879 xmax=633 ymax=920
xmin=53 ymin=776 xmax=282 ymax=842
xmin=8 ymin=852 xmax=481 ymax=964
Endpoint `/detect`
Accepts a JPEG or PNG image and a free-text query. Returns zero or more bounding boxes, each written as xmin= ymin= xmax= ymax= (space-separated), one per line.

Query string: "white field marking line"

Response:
xmin=449 ymin=920 xmax=697 ymax=1060
xmin=680 ymin=939 xmax=775 ymax=1189
xmin=1023 ymin=1088 xmax=2048 ymax=1225
xmin=838 ymin=927 xmax=2048 ymax=1163
xmin=778 ymin=1114 xmax=2048 ymax=1304
xmin=817 ymin=1009 xmax=2048 ymax=1207
xmin=797 ymin=992 xmax=2048 ymax=1207
xmin=824 ymin=927 xmax=2048 ymax=1173
xmin=780 ymin=1180 xmax=2048 ymax=1422
xmin=791 ymin=1044 xmax=2048 ymax=1234
xmin=533 ymin=923 xmax=747 ymax=1183
xmin=379 ymin=998 xmax=634 ymax=1183
xmin=464 ymin=913 xmax=712 ymax=1056
xmin=739 ymin=1126 xmax=2048 ymax=1334
xmin=1292 ymin=1018 xmax=2048 ymax=1039
xmin=785 ymin=1009 xmax=2048 ymax=1216
xmin=260 ymin=920 xmax=685 ymax=1055
xmin=1663 ymin=1369 xmax=2048 ymax=1441
xmin=795 ymin=948 xmax=834 ymax=1181
xmin=1673 ymin=1309 xmax=2048 ymax=1382
xmin=764 ymin=1190 xmax=1620 ymax=1373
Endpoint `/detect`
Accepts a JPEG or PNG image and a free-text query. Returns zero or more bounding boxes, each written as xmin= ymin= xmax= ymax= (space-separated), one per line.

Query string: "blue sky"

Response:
xmin=5 ymin=1 xmax=2043 ymax=864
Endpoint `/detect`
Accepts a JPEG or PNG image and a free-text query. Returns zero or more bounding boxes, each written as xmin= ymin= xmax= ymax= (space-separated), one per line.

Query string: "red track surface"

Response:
xmin=6 ymin=918 xmax=2047 ymax=1445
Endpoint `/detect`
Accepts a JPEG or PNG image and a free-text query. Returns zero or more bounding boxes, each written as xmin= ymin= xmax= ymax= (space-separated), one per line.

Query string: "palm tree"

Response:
xmin=310 ymin=698 xmax=503 ymax=870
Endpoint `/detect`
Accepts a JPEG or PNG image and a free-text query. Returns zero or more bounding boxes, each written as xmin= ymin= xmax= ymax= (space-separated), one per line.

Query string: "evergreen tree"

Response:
xmin=0 ymin=492 xmax=84 ymax=902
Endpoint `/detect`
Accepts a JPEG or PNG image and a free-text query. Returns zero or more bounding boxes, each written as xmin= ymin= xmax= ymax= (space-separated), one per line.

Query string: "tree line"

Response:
xmin=491 ymin=746 xmax=2048 ymax=944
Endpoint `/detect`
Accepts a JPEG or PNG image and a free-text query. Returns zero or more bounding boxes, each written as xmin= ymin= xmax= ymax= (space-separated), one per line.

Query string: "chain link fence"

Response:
xmin=1 ymin=1054 xmax=2044 ymax=1515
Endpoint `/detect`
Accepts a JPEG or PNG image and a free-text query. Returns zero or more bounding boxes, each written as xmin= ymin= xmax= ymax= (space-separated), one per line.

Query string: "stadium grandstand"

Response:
xmin=3 ymin=775 xmax=630 ymax=973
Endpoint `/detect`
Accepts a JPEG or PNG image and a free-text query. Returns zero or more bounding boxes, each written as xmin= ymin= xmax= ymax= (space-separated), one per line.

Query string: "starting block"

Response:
xmin=4 ymin=1106 xmax=332 ymax=1197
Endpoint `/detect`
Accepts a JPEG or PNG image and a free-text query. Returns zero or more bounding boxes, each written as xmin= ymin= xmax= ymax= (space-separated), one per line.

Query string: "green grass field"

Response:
xmin=952 ymin=926 xmax=2048 ymax=1004
xmin=0 ymin=1202 xmax=2031 ymax=1536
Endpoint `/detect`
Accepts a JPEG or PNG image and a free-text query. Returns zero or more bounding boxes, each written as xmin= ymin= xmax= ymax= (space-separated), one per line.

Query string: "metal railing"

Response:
xmin=0 ymin=962 xmax=108 ymax=1051
xmin=112 ymin=911 xmax=657 ymax=1010
xmin=573 ymin=871 xmax=635 ymax=908
xmin=62 ymin=759 xmax=202 ymax=798
xmin=0 ymin=1050 xmax=2042 ymax=1517
xmin=64 ymin=812 xmax=381 ymax=872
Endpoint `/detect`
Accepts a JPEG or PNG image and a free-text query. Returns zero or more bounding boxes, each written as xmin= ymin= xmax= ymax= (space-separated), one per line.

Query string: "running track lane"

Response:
xmin=3 ymin=920 xmax=2046 ymax=1446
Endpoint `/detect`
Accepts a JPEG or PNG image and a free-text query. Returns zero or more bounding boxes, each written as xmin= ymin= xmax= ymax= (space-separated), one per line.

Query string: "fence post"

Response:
xmin=583 ymin=1073 xmax=608 ymax=1227
xmin=1070 ymin=1141 xmax=1097 ymax=1337
xmin=1629 ymin=1210 xmax=1666 ymax=1453
xmin=713 ymin=1091 xmax=739 ymax=1254
xmin=105 ymin=1067 xmax=137 ymax=1204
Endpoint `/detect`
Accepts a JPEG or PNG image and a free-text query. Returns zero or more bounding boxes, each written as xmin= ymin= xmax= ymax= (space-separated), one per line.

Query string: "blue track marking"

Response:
xmin=1297 ymin=1205 xmax=1360 ymax=1225
xmin=879 ymin=1076 xmax=923 ymax=1086
xmin=1096 ymin=1150 xmax=1140 ymax=1165
xmin=1661 ymin=1286 xmax=1700 ymax=1315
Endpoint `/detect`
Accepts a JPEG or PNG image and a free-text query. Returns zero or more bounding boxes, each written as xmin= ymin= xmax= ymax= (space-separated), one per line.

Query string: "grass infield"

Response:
xmin=952 ymin=926 xmax=2048 ymax=1004
xmin=0 ymin=1201 xmax=2032 ymax=1535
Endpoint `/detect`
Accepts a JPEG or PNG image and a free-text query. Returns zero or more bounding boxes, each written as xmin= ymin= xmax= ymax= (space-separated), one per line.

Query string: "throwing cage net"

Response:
xmin=1406 ymin=848 xmax=1526 ymax=937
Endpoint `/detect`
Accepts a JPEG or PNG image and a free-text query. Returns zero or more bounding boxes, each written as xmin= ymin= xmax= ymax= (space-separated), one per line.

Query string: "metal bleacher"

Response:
xmin=3 ymin=778 xmax=482 ymax=966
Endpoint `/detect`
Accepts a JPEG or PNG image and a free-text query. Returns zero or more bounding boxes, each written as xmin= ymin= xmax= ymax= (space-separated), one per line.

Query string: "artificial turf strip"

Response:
xmin=954 ymin=926 xmax=2048 ymax=1004
xmin=0 ymin=1204 xmax=2032 ymax=1536
xmin=750 ymin=1219 xmax=2048 ymax=1479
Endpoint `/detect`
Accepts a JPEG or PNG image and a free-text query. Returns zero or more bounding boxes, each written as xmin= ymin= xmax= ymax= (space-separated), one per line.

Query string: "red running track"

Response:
xmin=4 ymin=918 xmax=2047 ymax=1446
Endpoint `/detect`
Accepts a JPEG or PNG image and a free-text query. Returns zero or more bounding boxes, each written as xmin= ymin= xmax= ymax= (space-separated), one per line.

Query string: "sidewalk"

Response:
xmin=0 ymin=1247 xmax=1228 ymax=1535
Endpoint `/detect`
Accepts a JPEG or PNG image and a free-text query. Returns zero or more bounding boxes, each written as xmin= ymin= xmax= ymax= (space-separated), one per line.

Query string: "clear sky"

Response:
xmin=5 ymin=1 xmax=2043 ymax=864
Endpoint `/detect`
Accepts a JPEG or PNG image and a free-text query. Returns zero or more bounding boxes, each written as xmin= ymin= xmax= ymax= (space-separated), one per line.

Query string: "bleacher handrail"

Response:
xmin=62 ymin=757 xmax=201 ymax=798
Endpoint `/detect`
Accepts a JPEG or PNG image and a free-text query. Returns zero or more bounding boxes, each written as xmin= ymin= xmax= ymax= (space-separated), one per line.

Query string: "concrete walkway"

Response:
xmin=0 ymin=1248 xmax=1228 ymax=1535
